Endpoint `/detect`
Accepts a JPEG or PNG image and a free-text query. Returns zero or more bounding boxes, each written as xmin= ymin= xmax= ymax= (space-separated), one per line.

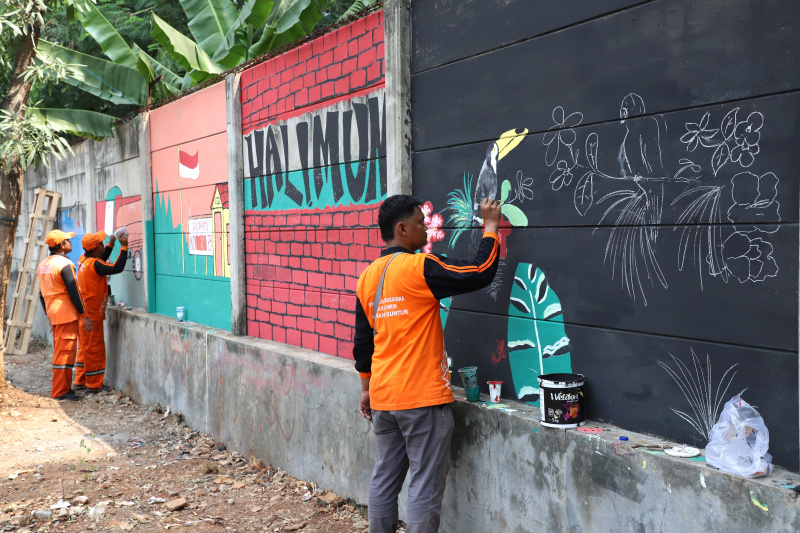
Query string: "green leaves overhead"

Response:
xmin=151 ymin=13 xmax=224 ymax=83
xmin=37 ymin=40 xmax=147 ymax=106
xmin=337 ymin=0 xmax=378 ymax=21
xmin=72 ymin=0 xmax=138 ymax=69
xmin=240 ymin=0 xmax=330 ymax=60
xmin=181 ymin=0 xmax=240 ymax=63
xmin=507 ymin=263 xmax=573 ymax=402
xmin=28 ymin=107 xmax=116 ymax=140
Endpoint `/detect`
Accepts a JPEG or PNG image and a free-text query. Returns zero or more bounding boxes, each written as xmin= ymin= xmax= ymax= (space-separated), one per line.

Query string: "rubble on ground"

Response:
xmin=1 ymin=348 xmax=379 ymax=532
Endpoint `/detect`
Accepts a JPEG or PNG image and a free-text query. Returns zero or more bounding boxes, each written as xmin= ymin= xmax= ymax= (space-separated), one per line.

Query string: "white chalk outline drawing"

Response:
xmin=658 ymin=348 xmax=740 ymax=441
xmin=544 ymin=94 xmax=780 ymax=304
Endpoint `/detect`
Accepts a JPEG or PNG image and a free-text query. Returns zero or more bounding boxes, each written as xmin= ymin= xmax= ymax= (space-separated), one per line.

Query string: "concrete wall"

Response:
xmin=410 ymin=0 xmax=800 ymax=470
xmin=104 ymin=306 xmax=800 ymax=532
xmin=94 ymin=120 xmax=145 ymax=310
xmin=10 ymin=120 xmax=145 ymax=342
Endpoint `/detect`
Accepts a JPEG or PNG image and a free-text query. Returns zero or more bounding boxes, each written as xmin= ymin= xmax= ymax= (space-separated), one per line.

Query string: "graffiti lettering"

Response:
xmin=244 ymin=90 xmax=387 ymax=210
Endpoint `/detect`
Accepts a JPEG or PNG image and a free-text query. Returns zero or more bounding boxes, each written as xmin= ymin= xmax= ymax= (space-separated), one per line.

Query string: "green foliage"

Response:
xmin=37 ymin=40 xmax=149 ymax=105
xmin=335 ymin=0 xmax=378 ymax=21
xmin=25 ymin=0 xmax=191 ymax=118
xmin=29 ymin=107 xmax=116 ymax=139
xmin=0 ymin=108 xmax=74 ymax=171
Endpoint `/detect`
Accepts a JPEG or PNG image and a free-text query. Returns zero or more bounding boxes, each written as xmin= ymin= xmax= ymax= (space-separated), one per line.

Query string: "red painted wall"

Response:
xmin=241 ymin=10 xmax=385 ymax=134
xmin=241 ymin=11 xmax=385 ymax=359
xmin=245 ymin=204 xmax=382 ymax=357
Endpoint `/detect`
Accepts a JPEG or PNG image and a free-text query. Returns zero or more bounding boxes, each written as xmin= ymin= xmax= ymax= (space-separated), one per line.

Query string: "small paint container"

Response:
xmin=176 ymin=306 xmax=185 ymax=322
xmin=458 ymin=367 xmax=480 ymax=402
xmin=488 ymin=381 xmax=503 ymax=403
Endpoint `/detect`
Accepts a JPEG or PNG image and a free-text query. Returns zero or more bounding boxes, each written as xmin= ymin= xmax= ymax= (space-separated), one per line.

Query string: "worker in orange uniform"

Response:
xmin=38 ymin=230 xmax=93 ymax=401
xmin=74 ymin=230 xmax=128 ymax=393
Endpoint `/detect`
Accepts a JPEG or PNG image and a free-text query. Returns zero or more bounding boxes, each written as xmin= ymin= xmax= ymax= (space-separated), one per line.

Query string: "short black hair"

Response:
xmin=49 ymin=245 xmax=61 ymax=254
xmin=378 ymin=194 xmax=422 ymax=241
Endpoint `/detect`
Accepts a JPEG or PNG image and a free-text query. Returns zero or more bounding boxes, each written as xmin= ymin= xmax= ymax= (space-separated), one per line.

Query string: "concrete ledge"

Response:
xmin=106 ymin=307 xmax=800 ymax=532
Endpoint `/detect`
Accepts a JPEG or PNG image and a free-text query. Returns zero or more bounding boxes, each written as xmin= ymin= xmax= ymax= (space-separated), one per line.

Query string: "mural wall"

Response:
xmin=25 ymin=121 xmax=147 ymax=310
xmin=93 ymin=121 xmax=145 ymax=309
xmin=150 ymin=83 xmax=232 ymax=330
xmin=242 ymin=11 xmax=386 ymax=357
xmin=411 ymin=0 xmax=800 ymax=469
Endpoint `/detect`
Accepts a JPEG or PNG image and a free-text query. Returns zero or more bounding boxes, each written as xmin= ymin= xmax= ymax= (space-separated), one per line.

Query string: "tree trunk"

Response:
xmin=0 ymin=24 xmax=42 ymax=395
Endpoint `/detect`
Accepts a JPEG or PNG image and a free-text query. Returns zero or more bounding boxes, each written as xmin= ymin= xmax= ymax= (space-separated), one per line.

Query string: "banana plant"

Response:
xmin=28 ymin=107 xmax=116 ymax=139
xmin=39 ymin=0 xmax=365 ymax=108
xmin=35 ymin=0 xmax=186 ymax=108
xmin=28 ymin=0 xmax=369 ymax=146
xmin=152 ymin=0 xmax=340 ymax=83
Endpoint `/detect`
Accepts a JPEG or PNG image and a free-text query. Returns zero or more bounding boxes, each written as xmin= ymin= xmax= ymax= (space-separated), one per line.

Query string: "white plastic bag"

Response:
xmin=705 ymin=395 xmax=773 ymax=478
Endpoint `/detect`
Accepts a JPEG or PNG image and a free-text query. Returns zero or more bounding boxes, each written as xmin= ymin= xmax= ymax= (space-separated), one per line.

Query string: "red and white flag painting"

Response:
xmin=179 ymin=150 xmax=199 ymax=180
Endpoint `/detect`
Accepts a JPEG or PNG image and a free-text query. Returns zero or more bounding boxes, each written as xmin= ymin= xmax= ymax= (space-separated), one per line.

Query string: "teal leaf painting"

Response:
xmin=507 ymin=263 xmax=572 ymax=402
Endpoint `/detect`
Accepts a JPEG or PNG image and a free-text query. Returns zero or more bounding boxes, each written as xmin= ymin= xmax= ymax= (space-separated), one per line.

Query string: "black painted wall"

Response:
xmin=410 ymin=0 xmax=800 ymax=469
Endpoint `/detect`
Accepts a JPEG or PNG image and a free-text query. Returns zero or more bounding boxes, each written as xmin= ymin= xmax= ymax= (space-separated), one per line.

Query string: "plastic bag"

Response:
xmin=705 ymin=395 xmax=773 ymax=478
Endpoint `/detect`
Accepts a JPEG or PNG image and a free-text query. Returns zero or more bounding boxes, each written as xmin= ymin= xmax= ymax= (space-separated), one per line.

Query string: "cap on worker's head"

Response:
xmin=45 ymin=229 xmax=75 ymax=247
xmin=81 ymin=231 xmax=107 ymax=250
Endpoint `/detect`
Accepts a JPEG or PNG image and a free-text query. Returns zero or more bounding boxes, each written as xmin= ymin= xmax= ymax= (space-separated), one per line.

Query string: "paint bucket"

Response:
xmin=458 ymin=366 xmax=480 ymax=402
xmin=537 ymin=373 xmax=585 ymax=428
xmin=488 ymin=381 xmax=502 ymax=403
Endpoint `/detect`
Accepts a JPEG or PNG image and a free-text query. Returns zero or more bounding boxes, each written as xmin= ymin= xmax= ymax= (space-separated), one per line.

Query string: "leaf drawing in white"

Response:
xmin=658 ymin=348 xmax=740 ymax=441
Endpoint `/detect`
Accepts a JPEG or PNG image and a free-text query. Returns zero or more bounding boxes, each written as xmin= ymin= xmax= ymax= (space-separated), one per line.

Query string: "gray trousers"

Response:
xmin=369 ymin=403 xmax=455 ymax=533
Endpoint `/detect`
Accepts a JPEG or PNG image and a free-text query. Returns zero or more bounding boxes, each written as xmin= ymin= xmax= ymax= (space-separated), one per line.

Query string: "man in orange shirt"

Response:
xmin=353 ymin=195 xmax=502 ymax=533
xmin=74 ymin=231 xmax=128 ymax=393
xmin=38 ymin=230 xmax=93 ymax=401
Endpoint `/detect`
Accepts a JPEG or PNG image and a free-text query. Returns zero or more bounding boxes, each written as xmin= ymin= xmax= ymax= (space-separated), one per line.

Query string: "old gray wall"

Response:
xmin=11 ymin=120 xmax=146 ymax=342
xmin=105 ymin=307 xmax=800 ymax=532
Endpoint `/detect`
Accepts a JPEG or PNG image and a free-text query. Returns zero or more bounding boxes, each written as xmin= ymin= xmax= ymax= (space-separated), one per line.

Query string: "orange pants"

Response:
xmin=75 ymin=319 xmax=105 ymax=390
xmin=51 ymin=321 xmax=79 ymax=398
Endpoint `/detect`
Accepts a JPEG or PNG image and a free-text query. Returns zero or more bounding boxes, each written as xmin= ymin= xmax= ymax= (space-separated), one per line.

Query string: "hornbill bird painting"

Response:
xmin=472 ymin=128 xmax=529 ymax=224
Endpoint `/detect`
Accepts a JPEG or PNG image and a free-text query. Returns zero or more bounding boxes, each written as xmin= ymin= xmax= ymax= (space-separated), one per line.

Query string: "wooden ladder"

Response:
xmin=4 ymin=189 xmax=61 ymax=355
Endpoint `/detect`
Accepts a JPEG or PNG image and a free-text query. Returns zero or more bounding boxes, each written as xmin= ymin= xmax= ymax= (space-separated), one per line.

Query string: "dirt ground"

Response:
xmin=0 ymin=345 xmax=376 ymax=532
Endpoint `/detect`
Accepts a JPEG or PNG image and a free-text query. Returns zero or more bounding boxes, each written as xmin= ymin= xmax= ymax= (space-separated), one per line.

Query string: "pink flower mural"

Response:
xmin=421 ymin=201 xmax=445 ymax=253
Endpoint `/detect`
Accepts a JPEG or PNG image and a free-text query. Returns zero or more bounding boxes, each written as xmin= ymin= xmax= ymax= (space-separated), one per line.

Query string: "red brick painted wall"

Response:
xmin=241 ymin=11 xmax=387 ymax=359
xmin=241 ymin=10 xmax=385 ymax=135
xmin=245 ymin=204 xmax=382 ymax=358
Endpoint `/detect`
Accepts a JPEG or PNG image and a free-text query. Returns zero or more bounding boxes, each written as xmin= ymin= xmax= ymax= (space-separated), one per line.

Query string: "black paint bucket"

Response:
xmin=538 ymin=373 xmax=585 ymax=428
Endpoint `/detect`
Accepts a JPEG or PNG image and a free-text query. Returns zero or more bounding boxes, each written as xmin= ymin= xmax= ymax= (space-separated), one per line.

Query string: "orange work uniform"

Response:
xmin=38 ymin=254 xmax=88 ymax=398
xmin=75 ymin=245 xmax=127 ymax=390
xmin=353 ymin=232 xmax=499 ymax=410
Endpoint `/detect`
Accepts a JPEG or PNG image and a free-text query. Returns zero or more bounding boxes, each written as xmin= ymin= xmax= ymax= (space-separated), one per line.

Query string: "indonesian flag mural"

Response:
xmin=179 ymin=150 xmax=199 ymax=180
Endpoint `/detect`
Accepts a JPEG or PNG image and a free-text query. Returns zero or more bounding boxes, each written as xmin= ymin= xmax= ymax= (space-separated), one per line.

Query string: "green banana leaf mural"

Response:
xmin=508 ymin=263 xmax=572 ymax=402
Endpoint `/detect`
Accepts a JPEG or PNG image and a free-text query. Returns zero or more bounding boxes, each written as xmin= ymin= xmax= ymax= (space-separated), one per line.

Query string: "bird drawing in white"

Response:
xmin=544 ymin=93 xmax=779 ymax=304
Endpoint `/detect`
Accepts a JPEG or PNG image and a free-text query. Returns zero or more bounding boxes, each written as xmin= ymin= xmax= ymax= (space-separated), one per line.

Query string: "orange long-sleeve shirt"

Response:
xmin=354 ymin=233 xmax=499 ymax=411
